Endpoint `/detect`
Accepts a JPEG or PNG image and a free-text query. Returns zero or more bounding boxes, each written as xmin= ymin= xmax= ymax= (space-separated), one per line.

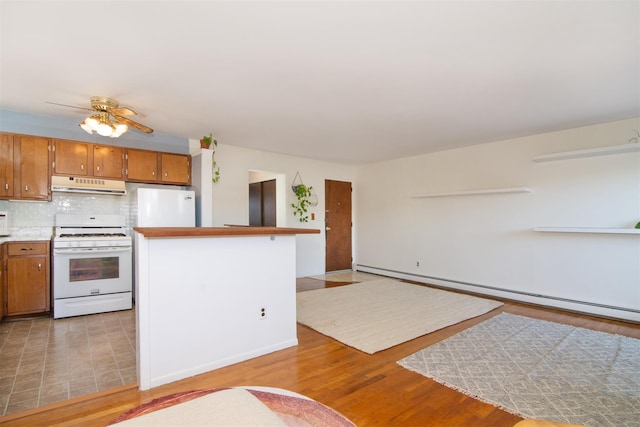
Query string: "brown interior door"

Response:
xmin=249 ymin=179 xmax=276 ymax=226
xmin=325 ymin=179 xmax=352 ymax=272
xmin=261 ymin=179 xmax=277 ymax=226
xmin=249 ymin=182 xmax=262 ymax=226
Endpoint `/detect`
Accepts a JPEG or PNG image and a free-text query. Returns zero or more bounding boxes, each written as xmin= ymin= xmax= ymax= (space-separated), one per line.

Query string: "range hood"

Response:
xmin=51 ymin=176 xmax=127 ymax=195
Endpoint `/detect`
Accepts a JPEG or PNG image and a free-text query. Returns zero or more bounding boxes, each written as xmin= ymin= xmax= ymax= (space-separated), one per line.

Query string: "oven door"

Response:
xmin=53 ymin=246 xmax=132 ymax=299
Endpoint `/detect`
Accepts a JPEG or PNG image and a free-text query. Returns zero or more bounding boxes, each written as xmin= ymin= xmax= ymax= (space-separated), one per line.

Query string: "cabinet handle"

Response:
xmin=24 ymin=184 xmax=29 ymax=192
xmin=20 ymin=247 xmax=34 ymax=251
xmin=38 ymin=263 xmax=42 ymax=271
xmin=96 ymin=165 xmax=100 ymax=172
xmin=81 ymin=163 xmax=84 ymax=171
xmin=152 ymin=170 xmax=155 ymax=176
xmin=4 ymin=183 xmax=8 ymax=190
xmin=164 ymin=172 xmax=168 ymax=177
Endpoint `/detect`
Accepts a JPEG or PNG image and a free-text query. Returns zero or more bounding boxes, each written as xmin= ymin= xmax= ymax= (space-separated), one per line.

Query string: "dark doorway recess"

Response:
xmin=249 ymin=179 xmax=277 ymax=226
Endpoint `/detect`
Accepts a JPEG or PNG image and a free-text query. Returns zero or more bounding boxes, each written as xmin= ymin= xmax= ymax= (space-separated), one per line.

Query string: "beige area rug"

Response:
xmin=398 ymin=313 xmax=640 ymax=427
xmin=296 ymin=278 xmax=503 ymax=354
xmin=309 ymin=271 xmax=383 ymax=282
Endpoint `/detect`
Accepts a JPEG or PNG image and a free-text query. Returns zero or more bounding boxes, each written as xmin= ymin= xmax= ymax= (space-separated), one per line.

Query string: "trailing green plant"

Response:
xmin=211 ymin=138 xmax=220 ymax=183
xmin=201 ymin=133 xmax=221 ymax=183
xmin=291 ymin=184 xmax=313 ymax=222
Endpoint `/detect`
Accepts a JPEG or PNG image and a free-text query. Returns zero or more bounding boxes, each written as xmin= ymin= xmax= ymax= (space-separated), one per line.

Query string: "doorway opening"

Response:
xmin=248 ymin=170 xmax=286 ymax=226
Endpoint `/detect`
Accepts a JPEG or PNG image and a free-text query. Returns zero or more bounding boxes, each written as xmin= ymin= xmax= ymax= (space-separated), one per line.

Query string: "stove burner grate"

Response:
xmin=58 ymin=233 xmax=128 ymax=238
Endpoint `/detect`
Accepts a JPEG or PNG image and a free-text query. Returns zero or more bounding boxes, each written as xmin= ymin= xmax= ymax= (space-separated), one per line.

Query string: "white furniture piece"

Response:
xmin=134 ymin=226 xmax=319 ymax=390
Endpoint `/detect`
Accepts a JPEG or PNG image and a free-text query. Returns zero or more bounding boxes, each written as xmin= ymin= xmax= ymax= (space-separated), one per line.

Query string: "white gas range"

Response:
xmin=52 ymin=214 xmax=133 ymax=318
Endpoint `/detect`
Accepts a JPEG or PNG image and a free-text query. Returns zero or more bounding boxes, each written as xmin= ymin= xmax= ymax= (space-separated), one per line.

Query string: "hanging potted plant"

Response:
xmin=292 ymin=184 xmax=313 ymax=222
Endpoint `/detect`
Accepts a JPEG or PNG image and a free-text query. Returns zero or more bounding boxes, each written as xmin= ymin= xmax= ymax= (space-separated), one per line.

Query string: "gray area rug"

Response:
xmin=398 ymin=313 xmax=640 ymax=427
xmin=297 ymin=278 xmax=502 ymax=354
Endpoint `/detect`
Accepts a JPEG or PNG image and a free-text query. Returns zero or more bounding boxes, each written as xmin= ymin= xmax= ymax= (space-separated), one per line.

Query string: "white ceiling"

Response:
xmin=1 ymin=1 xmax=638 ymax=165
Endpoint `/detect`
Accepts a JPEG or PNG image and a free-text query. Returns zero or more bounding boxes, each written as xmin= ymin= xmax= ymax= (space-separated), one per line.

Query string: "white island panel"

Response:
xmin=135 ymin=232 xmax=298 ymax=390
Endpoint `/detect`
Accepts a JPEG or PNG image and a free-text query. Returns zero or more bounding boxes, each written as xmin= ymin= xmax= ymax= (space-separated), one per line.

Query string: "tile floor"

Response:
xmin=0 ymin=309 xmax=136 ymax=417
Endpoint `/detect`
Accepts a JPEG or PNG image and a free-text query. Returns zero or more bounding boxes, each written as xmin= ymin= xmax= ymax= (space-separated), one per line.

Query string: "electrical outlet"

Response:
xmin=259 ymin=307 xmax=267 ymax=320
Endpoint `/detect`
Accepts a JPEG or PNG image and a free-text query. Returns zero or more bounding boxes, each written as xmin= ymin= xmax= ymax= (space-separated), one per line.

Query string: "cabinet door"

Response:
xmin=94 ymin=145 xmax=124 ymax=179
xmin=0 ymin=246 xmax=6 ymax=320
xmin=14 ymin=135 xmax=50 ymax=200
xmin=7 ymin=256 xmax=49 ymax=315
xmin=53 ymin=139 xmax=90 ymax=176
xmin=126 ymin=149 xmax=159 ymax=182
xmin=0 ymin=133 xmax=14 ymax=199
xmin=160 ymin=153 xmax=191 ymax=185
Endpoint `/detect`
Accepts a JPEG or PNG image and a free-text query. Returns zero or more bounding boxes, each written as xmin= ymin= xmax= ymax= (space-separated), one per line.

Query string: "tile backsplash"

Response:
xmin=0 ymin=183 xmax=186 ymax=234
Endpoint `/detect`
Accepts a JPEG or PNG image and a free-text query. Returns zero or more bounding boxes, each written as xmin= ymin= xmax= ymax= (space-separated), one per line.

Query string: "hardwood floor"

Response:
xmin=2 ymin=277 xmax=638 ymax=426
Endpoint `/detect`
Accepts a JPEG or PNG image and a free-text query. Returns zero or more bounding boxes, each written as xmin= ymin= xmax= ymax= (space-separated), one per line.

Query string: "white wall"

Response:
xmin=355 ymin=117 xmax=640 ymax=321
xmin=190 ymin=141 xmax=355 ymax=277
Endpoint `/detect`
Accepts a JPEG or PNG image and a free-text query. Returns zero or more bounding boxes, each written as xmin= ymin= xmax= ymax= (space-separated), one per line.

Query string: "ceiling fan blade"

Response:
xmin=113 ymin=114 xmax=154 ymax=134
xmin=110 ymin=106 xmax=137 ymax=116
xmin=45 ymin=101 xmax=93 ymax=112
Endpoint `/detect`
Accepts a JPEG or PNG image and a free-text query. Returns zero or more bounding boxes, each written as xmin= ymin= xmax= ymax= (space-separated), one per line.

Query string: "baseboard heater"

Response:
xmin=355 ymin=264 xmax=640 ymax=322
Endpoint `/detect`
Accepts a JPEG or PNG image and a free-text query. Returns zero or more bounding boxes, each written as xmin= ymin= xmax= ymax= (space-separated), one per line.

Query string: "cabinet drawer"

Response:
xmin=8 ymin=241 xmax=48 ymax=256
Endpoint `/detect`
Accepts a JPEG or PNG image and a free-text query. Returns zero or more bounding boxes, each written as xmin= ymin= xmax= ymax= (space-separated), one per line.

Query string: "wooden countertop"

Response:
xmin=133 ymin=226 xmax=321 ymax=238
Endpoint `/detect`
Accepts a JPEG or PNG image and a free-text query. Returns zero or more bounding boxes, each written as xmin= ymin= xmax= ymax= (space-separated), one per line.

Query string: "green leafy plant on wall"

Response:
xmin=291 ymin=184 xmax=313 ymax=222
xmin=201 ymin=133 xmax=220 ymax=183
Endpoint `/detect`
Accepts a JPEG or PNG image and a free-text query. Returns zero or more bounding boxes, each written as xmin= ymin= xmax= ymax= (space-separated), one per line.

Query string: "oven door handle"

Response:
xmin=53 ymin=247 xmax=132 ymax=254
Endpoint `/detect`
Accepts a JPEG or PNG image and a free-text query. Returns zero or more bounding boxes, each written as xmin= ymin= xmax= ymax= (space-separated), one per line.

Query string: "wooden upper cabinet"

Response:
xmin=125 ymin=148 xmax=159 ymax=182
xmin=93 ymin=145 xmax=124 ymax=179
xmin=160 ymin=153 xmax=191 ymax=185
xmin=13 ymin=134 xmax=51 ymax=201
xmin=125 ymin=149 xmax=191 ymax=185
xmin=53 ymin=139 xmax=90 ymax=176
xmin=0 ymin=133 xmax=14 ymax=199
xmin=4 ymin=133 xmax=189 ymax=192
xmin=53 ymin=140 xmax=124 ymax=180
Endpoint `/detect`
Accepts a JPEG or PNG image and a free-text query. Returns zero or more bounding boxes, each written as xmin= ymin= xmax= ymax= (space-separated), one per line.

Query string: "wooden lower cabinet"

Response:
xmin=0 ymin=244 xmax=5 ymax=320
xmin=6 ymin=241 xmax=50 ymax=316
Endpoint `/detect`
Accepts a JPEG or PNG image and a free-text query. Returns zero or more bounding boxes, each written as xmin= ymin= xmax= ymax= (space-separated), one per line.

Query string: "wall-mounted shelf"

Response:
xmin=411 ymin=187 xmax=533 ymax=198
xmin=532 ymin=143 xmax=640 ymax=162
xmin=534 ymin=227 xmax=640 ymax=235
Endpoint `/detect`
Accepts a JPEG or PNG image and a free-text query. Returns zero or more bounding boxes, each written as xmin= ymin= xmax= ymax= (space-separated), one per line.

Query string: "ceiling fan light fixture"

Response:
xmin=57 ymin=96 xmax=148 ymax=137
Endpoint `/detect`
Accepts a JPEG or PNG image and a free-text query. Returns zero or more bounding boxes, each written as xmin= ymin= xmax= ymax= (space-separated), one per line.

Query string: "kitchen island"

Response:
xmin=133 ymin=226 xmax=320 ymax=390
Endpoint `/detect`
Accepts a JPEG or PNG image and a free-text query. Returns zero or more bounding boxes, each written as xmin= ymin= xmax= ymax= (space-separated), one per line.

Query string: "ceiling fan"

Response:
xmin=46 ymin=96 xmax=153 ymax=137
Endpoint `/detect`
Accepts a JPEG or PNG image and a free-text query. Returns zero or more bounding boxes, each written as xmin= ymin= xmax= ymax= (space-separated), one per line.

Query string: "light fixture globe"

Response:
xmin=85 ymin=115 xmax=100 ymax=130
xmin=97 ymin=117 xmax=114 ymax=136
xmin=79 ymin=122 xmax=93 ymax=134
xmin=97 ymin=124 xmax=113 ymax=137
xmin=112 ymin=123 xmax=128 ymax=138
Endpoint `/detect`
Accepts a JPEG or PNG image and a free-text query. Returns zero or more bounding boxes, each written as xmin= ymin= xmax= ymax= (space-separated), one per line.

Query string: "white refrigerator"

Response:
xmin=136 ymin=188 xmax=196 ymax=227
